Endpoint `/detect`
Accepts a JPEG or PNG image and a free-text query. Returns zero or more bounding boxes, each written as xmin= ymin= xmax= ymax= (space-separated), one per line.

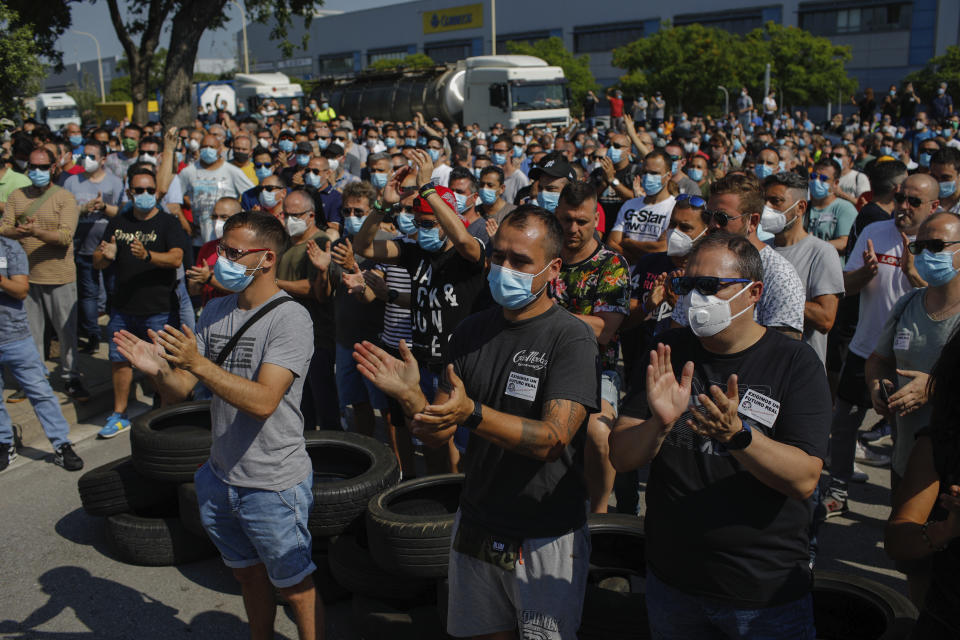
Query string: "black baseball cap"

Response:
xmin=295 ymin=141 xmax=313 ymax=154
xmin=529 ymin=158 xmax=576 ymax=181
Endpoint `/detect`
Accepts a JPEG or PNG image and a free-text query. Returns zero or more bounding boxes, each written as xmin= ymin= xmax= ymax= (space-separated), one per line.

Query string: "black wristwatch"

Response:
xmin=724 ymin=421 xmax=752 ymax=451
xmin=143 ymin=249 xmax=152 ymax=263
xmin=387 ymin=289 xmax=399 ymax=303
xmin=462 ymin=398 xmax=483 ymax=431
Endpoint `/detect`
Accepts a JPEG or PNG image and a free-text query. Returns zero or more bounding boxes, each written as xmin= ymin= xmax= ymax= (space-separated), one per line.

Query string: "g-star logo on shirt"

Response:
xmin=512 ymin=350 xmax=549 ymax=370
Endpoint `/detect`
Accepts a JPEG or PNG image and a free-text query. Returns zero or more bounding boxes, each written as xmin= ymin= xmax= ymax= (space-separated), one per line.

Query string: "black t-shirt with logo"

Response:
xmin=452 ymin=304 xmax=601 ymax=540
xmin=620 ymin=327 xmax=831 ymax=607
xmin=102 ymin=208 xmax=188 ymax=315
xmin=394 ymin=238 xmax=485 ymax=368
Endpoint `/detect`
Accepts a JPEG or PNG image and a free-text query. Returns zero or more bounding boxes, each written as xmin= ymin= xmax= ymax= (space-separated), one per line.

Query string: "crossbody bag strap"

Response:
xmin=214 ymin=296 xmax=293 ymax=366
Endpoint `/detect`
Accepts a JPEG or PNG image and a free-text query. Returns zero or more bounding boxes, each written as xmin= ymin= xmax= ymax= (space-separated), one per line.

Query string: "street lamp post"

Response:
xmin=229 ymin=0 xmax=250 ymax=74
xmin=717 ymin=86 xmax=729 ymax=115
xmin=491 ymin=0 xmax=496 ymax=55
xmin=73 ymin=31 xmax=105 ymax=101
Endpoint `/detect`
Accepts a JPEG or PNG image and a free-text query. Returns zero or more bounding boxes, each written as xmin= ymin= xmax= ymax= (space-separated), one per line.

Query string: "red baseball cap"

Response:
xmin=414 ymin=184 xmax=458 ymax=215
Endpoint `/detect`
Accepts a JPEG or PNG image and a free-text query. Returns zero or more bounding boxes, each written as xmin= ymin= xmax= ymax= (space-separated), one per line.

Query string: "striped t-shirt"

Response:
xmin=378 ymin=261 xmax=413 ymax=349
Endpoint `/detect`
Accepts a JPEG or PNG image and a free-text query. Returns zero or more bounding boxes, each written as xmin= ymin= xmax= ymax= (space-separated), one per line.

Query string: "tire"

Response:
xmin=312 ymin=551 xmax=352 ymax=604
xmin=366 ymin=474 xmax=463 ymax=579
xmin=176 ymin=483 xmax=206 ymax=539
xmin=327 ymin=534 xmax=430 ymax=601
xmin=351 ymin=594 xmax=445 ymax=640
xmin=78 ymin=456 xmax=177 ymax=517
xmin=304 ymin=430 xmax=400 ymax=537
xmin=812 ymin=571 xmax=918 ymax=640
xmin=587 ymin=512 xmax=645 ymax=574
xmin=105 ymin=502 xmax=217 ymax=566
xmin=130 ymin=402 xmax=212 ymax=483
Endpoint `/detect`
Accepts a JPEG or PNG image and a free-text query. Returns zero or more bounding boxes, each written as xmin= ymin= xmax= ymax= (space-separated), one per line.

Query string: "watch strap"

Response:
xmin=463 ymin=398 xmax=482 ymax=431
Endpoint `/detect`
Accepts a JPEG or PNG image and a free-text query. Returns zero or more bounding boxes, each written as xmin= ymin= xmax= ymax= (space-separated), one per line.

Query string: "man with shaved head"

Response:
xmin=598 ymin=131 xmax=640 ymax=219
xmin=822 ymin=172 xmax=940 ymax=519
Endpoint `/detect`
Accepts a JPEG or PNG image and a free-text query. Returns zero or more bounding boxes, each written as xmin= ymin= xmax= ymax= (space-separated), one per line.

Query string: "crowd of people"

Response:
xmin=0 ymin=78 xmax=959 ymax=638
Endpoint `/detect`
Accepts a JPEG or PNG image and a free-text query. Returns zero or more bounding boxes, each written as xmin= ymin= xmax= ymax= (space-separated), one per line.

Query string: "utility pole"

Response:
xmin=229 ymin=0 xmax=249 ymax=73
xmin=73 ymin=31 xmax=105 ymax=101
xmin=491 ymin=0 xmax=497 ymax=55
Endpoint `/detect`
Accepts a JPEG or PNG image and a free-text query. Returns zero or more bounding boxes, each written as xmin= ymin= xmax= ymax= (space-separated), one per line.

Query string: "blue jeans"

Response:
xmin=645 ymin=570 xmax=815 ymax=640
xmin=175 ymin=278 xmax=196 ymax=332
xmin=76 ymin=255 xmax=101 ymax=340
xmin=0 ymin=337 xmax=71 ymax=449
xmin=335 ymin=343 xmax=387 ymax=410
xmin=107 ymin=312 xmax=173 ymax=363
xmin=301 ymin=346 xmax=339 ymax=430
xmin=195 ymin=462 xmax=316 ymax=588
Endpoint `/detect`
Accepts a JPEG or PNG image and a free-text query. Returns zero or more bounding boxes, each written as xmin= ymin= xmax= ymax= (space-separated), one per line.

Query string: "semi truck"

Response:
xmin=191 ymin=73 xmax=304 ymax=116
xmin=35 ymin=93 xmax=81 ymax=130
xmin=314 ymin=55 xmax=570 ymax=130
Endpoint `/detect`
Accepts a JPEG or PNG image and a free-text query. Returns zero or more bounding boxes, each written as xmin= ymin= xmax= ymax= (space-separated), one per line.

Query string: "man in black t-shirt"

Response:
xmin=610 ymin=232 xmax=830 ymax=638
xmin=93 ymin=167 xmax=186 ymax=438
xmin=354 ymin=205 xmax=599 ymax=640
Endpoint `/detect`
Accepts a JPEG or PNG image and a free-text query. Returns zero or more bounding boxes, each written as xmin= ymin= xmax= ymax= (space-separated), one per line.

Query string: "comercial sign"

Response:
xmin=423 ymin=3 xmax=483 ymax=34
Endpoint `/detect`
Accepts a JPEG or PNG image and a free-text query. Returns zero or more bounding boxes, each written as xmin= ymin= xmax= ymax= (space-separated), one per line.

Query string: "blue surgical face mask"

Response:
xmin=880 ymin=146 xmax=894 ymax=156
xmin=427 ymin=148 xmax=441 ymax=163
xmin=755 ymin=164 xmax=773 ymax=179
xmin=133 ymin=192 xmax=156 ymax=211
xmin=384 ymin=137 xmax=397 ymax=149
xmin=214 ymin=253 xmax=267 ymax=292
xmin=479 ymin=187 xmax=498 ymax=205
xmin=417 ymin=136 xmax=427 ymax=146
xmin=607 ymin=147 xmax=622 ymax=163
xmin=810 ymin=179 xmax=831 ymax=199
xmin=371 ymin=172 xmax=388 ymax=189
xmin=642 ymin=173 xmax=663 ymax=195
xmin=940 ymin=180 xmax=957 ymax=199
xmin=919 ymin=153 xmax=932 ymax=167
xmin=296 ymin=154 xmax=311 ymax=167
xmin=487 ymin=261 xmax=552 ymax=310
xmin=537 ymin=190 xmax=560 ymax=212
xmin=317 ymin=138 xmax=330 ymax=150
xmin=343 ymin=215 xmax=367 ymax=235
xmin=304 ymin=171 xmax=322 ymax=188
xmin=69 ymin=135 xmax=84 ymax=147
xmin=278 ymin=139 xmax=295 ymax=153
xmin=27 ymin=168 xmax=50 ymax=187
xmin=255 ymin=165 xmax=272 ymax=181
xmin=733 ymin=139 xmax=742 ymax=151
xmin=259 ymin=188 xmax=278 ymax=208
xmin=405 ymin=137 xmax=417 ymax=147
xmin=914 ymin=248 xmax=960 ymax=287
xmin=199 ymin=147 xmax=219 ymax=164
xmin=417 ymin=225 xmax=445 ymax=252
xmin=453 ymin=191 xmax=472 ymax=214
xmin=687 ymin=167 xmax=704 ymax=182
xmin=492 ymin=153 xmax=507 ymax=166
xmin=395 ymin=212 xmax=416 ymax=235
xmin=512 ymin=144 xmax=524 ymax=158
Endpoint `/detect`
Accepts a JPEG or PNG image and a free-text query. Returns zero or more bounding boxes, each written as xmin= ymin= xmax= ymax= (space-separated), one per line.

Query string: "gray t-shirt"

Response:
xmin=773 ymin=234 xmax=845 ymax=364
xmin=875 ymin=288 xmax=960 ymax=476
xmin=0 ymin=237 xmax=31 ymax=346
xmin=503 ymin=169 xmax=530 ymax=206
xmin=195 ymin=291 xmax=314 ymax=490
xmin=178 ymin=161 xmax=254 ymax=244
xmin=63 ymin=172 xmax=124 ymax=255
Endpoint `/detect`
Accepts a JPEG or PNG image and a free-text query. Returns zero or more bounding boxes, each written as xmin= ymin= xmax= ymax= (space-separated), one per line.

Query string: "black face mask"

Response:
xmin=233 ymin=152 xmax=250 ymax=164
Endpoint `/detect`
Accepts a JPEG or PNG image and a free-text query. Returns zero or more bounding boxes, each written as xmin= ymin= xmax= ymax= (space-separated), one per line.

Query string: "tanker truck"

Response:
xmin=315 ymin=55 xmax=570 ymax=130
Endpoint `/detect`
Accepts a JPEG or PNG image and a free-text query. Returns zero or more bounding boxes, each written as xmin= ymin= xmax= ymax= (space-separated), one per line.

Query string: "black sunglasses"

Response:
xmin=894 ymin=193 xmax=930 ymax=208
xmin=701 ymin=209 xmax=746 ymax=226
xmin=341 ymin=207 xmax=368 ymax=216
xmin=908 ymin=239 xmax=960 ymax=255
xmin=254 ymin=162 xmax=272 ymax=169
xmin=261 ymin=185 xmax=285 ymax=192
xmin=672 ymin=276 xmax=753 ymax=296
xmin=676 ymin=193 xmax=706 ymax=208
xmin=28 ymin=163 xmax=52 ymax=171
xmin=131 ymin=187 xmax=157 ymax=195
xmin=414 ymin=219 xmax=439 ymax=229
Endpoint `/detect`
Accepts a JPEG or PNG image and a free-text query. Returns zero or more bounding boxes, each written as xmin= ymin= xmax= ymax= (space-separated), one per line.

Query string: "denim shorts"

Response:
xmin=194 ymin=462 xmax=316 ymax=588
xmin=107 ymin=312 xmax=172 ymax=363
xmin=335 ymin=342 xmax=387 ymax=411
xmin=601 ymin=370 xmax=622 ymax=418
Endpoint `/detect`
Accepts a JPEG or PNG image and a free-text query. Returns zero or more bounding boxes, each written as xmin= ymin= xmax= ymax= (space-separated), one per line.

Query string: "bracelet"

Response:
xmin=144 ymin=249 xmax=152 ymax=263
xmin=205 ymin=272 xmax=213 ymax=285
xmin=373 ymin=200 xmax=388 ymax=214
xmin=921 ymin=521 xmax=948 ymax=552
xmin=418 ymin=183 xmax=436 ymax=199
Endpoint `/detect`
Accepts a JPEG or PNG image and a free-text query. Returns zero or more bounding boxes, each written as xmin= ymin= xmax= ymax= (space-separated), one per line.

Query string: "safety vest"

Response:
xmin=315 ymin=107 xmax=337 ymax=122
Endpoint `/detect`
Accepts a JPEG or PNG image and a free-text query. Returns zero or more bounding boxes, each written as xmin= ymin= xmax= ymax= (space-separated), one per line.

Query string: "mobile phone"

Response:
xmin=880 ymin=379 xmax=895 ymax=405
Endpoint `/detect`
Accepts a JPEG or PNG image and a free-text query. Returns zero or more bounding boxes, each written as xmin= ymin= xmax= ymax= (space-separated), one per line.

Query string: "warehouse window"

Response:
xmin=674 ymin=9 xmax=763 ymax=35
xmin=424 ymin=41 xmax=471 ymax=63
xmin=368 ymin=47 xmax=410 ymax=66
xmin=497 ymin=30 xmax=552 ymax=52
xmin=318 ymin=53 xmax=354 ymax=75
xmin=574 ymin=22 xmax=645 ymax=53
xmin=799 ymin=2 xmax=912 ymax=36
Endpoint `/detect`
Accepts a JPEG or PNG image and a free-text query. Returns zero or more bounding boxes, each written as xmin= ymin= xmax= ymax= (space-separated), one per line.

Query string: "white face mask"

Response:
xmin=214 ymin=219 xmax=226 ymax=239
xmin=286 ymin=215 xmax=308 ymax=237
xmin=82 ymin=156 xmax=100 ymax=173
xmin=666 ymin=227 xmax=705 ymax=257
xmin=687 ymin=282 xmax=756 ymax=337
xmin=327 ymin=159 xmax=339 ymax=173
xmin=759 ymin=200 xmax=800 ymax=235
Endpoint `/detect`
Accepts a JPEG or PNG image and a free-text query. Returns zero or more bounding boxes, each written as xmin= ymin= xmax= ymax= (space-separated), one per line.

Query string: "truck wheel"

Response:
xmin=78 ymin=456 xmax=177 ymax=516
xmin=130 ymin=402 xmax=211 ymax=483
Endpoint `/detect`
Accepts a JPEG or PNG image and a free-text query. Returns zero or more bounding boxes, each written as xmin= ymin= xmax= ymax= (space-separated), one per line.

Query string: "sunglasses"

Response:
xmin=28 ymin=163 xmax=52 ymax=171
xmin=414 ymin=219 xmax=439 ymax=229
xmin=254 ymin=162 xmax=272 ymax=169
xmin=341 ymin=207 xmax=368 ymax=216
xmin=285 ymin=209 xmax=313 ymax=218
xmin=809 ymin=172 xmax=831 ymax=182
xmin=131 ymin=187 xmax=157 ymax=195
xmin=908 ymin=239 xmax=960 ymax=255
xmin=395 ymin=205 xmax=415 ymax=214
xmin=261 ymin=185 xmax=284 ymax=192
xmin=334 ymin=136 xmax=347 ymax=142
xmin=306 ymin=168 xmax=327 ymax=175
xmin=672 ymin=276 xmax=753 ymax=296
xmin=217 ymin=241 xmax=269 ymax=261
xmin=894 ymin=193 xmax=929 ymax=207
xmin=701 ymin=209 xmax=746 ymax=227
xmin=676 ymin=193 xmax=706 ymax=208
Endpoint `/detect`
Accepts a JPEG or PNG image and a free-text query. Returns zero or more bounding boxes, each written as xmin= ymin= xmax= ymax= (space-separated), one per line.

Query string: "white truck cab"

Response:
xmin=36 ymin=93 xmax=81 ymax=130
xmin=463 ymin=56 xmax=570 ymax=130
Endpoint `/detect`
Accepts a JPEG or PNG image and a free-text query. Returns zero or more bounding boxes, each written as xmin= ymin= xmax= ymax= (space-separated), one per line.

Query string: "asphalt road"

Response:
xmin=0 ymin=409 xmax=904 ymax=639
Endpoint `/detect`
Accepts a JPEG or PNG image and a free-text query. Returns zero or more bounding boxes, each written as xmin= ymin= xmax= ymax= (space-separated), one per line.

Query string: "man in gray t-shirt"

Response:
xmin=113 ymin=212 xmax=323 ymax=640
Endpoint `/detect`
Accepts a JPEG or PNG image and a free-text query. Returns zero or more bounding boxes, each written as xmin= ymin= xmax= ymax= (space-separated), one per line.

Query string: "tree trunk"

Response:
xmin=161 ymin=0 xmax=229 ymax=127
xmin=131 ymin=59 xmax=150 ymax=124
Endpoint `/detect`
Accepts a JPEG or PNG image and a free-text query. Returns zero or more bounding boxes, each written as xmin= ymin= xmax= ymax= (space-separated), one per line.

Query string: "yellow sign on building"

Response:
xmin=423 ymin=4 xmax=484 ymax=34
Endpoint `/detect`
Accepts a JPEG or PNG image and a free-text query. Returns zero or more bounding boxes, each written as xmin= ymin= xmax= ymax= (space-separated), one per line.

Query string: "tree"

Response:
xmin=505 ymin=37 xmax=598 ymax=117
xmin=612 ymin=24 xmax=746 ymax=115
xmin=745 ymin=22 xmax=856 ymax=110
xmin=905 ymin=46 xmax=960 ymax=105
xmin=0 ymin=5 xmax=46 ymax=116
xmin=367 ymin=53 xmax=435 ymax=72
xmin=4 ymin=0 xmax=76 ymax=71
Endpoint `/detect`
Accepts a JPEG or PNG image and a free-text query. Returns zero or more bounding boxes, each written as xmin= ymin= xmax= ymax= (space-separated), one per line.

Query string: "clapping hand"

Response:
xmin=97 ymin=235 xmax=117 ymax=260
xmin=645 ymin=343 xmax=694 ymax=431
xmin=306 ymin=238 xmax=331 ymax=272
xmin=332 ymin=237 xmax=357 ymax=272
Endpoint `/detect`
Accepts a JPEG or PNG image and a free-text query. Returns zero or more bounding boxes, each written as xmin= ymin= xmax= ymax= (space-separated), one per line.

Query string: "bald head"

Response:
xmin=283 ymin=190 xmax=314 ymax=214
xmin=213 ymin=197 xmax=242 ymax=218
xmin=906 ymin=172 xmax=939 ymax=202
xmin=919 ymin=211 xmax=960 ymax=238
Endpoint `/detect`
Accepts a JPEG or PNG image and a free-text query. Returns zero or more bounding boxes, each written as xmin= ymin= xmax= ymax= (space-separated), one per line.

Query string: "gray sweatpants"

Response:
xmin=24 ymin=282 xmax=79 ymax=382
xmin=446 ymin=511 xmax=591 ymax=639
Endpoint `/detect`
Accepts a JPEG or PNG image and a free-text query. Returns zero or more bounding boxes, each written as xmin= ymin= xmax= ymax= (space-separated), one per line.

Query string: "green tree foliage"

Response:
xmin=0 ymin=5 xmax=46 ymax=116
xmin=367 ymin=53 xmax=435 ymax=72
xmin=905 ymin=46 xmax=960 ymax=105
xmin=4 ymin=0 xmax=75 ymax=71
xmin=505 ymin=37 xmax=598 ymax=117
xmin=612 ymin=22 xmax=856 ymax=115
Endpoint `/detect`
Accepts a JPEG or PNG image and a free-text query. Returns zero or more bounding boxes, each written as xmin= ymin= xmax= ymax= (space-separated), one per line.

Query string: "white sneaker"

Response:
xmin=855 ymin=441 xmax=890 ymax=467
xmin=850 ymin=464 xmax=868 ymax=483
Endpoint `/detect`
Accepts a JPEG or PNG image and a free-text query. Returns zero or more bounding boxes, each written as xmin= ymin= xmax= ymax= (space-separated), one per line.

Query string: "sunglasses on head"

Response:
xmin=672 ymin=276 xmax=753 ymax=296
xmin=131 ymin=187 xmax=156 ymax=195
xmin=908 ymin=239 xmax=960 ymax=255
xmin=701 ymin=209 xmax=746 ymax=227
xmin=676 ymin=193 xmax=706 ymax=208
xmin=894 ymin=193 xmax=928 ymax=207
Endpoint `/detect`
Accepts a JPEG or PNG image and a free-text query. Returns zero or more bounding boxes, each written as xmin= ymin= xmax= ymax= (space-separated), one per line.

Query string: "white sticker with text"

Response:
xmin=894 ymin=329 xmax=911 ymax=351
xmin=505 ymin=371 xmax=539 ymax=402
xmin=737 ymin=389 xmax=781 ymax=428
xmin=0 ymin=257 xmax=6 ymax=269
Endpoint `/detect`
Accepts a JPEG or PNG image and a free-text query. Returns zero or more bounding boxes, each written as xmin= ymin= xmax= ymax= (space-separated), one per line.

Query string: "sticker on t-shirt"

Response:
xmin=0 ymin=257 xmax=6 ymax=269
xmin=505 ymin=371 xmax=539 ymax=402
xmin=894 ymin=329 xmax=911 ymax=351
xmin=737 ymin=389 xmax=780 ymax=428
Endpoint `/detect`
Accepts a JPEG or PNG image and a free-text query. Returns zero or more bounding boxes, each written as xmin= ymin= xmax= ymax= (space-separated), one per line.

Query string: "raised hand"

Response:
xmin=342 ymin=269 xmax=366 ymax=296
xmin=306 ymin=238 xmax=331 ymax=272
xmin=114 ymin=329 xmax=169 ymax=377
xmin=363 ymin=269 xmax=389 ymax=300
xmin=98 ymin=235 xmax=118 ymax=260
xmin=485 ymin=216 xmax=499 ymax=239
xmin=412 ymin=364 xmax=473 ymax=434
xmin=411 ymin=149 xmax=434 ymax=186
xmin=185 ymin=263 xmax=211 ymax=284
xmin=863 ymin=239 xmax=879 ymax=277
xmin=332 ymin=237 xmax=357 ymax=272
xmin=353 ymin=339 xmax=421 ymax=403
xmin=645 ymin=343 xmax=694 ymax=430
xmin=156 ymin=324 xmax=203 ymax=371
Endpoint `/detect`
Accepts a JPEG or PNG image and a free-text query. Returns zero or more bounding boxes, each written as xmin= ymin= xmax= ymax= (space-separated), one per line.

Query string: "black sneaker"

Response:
xmin=65 ymin=379 xmax=91 ymax=403
xmin=79 ymin=337 xmax=100 ymax=354
xmin=54 ymin=443 xmax=83 ymax=471
xmin=6 ymin=389 xmax=27 ymax=403
xmin=0 ymin=442 xmax=16 ymax=472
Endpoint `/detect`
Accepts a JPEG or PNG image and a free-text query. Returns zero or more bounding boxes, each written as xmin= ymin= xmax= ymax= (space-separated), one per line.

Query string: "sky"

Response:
xmin=58 ymin=0 xmax=406 ymax=65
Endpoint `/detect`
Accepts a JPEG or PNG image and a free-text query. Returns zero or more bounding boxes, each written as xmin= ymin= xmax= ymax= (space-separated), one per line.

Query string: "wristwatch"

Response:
xmin=143 ymin=249 xmax=152 ymax=263
xmin=725 ymin=421 xmax=752 ymax=451
xmin=462 ymin=398 xmax=483 ymax=431
xmin=387 ymin=289 xmax=399 ymax=303
xmin=611 ymin=178 xmax=621 ymax=187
